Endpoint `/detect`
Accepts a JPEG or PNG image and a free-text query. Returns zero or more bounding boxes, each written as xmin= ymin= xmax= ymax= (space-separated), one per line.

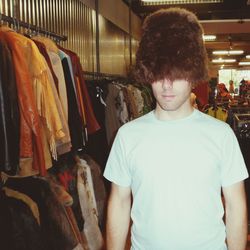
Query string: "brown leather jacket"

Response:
xmin=0 ymin=27 xmax=46 ymax=176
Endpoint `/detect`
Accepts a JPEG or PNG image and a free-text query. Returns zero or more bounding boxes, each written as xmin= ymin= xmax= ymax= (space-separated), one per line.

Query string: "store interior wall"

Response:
xmin=99 ymin=15 xmax=138 ymax=75
xmin=98 ymin=0 xmax=142 ymax=41
xmin=0 ymin=0 xmax=141 ymax=76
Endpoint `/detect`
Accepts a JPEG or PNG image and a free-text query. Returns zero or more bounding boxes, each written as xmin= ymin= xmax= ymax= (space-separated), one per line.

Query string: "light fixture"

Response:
xmin=212 ymin=50 xmax=244 ymax=55
xmin=212 ymin=58 xmax=236 ymax=63
xmin=140 ymin=0 xmax=223 ymax=5
xmin=246 ymin=55 xmax=250 ymax=59
xmin=203 ymin=35 xmax=216 ymax=41
xmin=239 ymin=62 xmax=250 ymax=66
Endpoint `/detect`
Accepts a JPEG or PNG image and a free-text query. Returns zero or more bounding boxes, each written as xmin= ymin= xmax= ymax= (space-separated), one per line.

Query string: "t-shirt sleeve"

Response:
xmin=103 ymin=129 xmax=131 ymax=187
xmin=221 ymin=126 xmax=249 ymax=187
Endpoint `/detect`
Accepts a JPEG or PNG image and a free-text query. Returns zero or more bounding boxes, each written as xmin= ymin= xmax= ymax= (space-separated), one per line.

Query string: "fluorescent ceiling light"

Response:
xmin=239 ymin=62 xmax=250 ymax=65
xmin=212 ymin=50 xmax=244 ymax=55
xmin=246 ymin=55 xmax=250 ymax=59
xmin=212 ymin=59 xmax=236 ymax=63
xmin=140 ymin=0 xmax=223 ymax=5
xmin=203 ymin=35 xmax=216 ymax=41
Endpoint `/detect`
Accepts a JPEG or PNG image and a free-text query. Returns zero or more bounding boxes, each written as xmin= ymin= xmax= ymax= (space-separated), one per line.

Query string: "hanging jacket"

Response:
xmin=0 ymin=190 xmax=46 ymax=250
xmin=32 ymin=39 xmax=72 ymax=155
xmin=0 ymin=41 xmax=20 ymax=175
xmin=4 ymin=176 xmax=80 ymax=250
xmin=32 ymin=37 xmax=69 ymax=121
xmin=58 ymin=46 xmax=100 ymax=135
xmin=0 ymin=26 xmax=46 ymax=176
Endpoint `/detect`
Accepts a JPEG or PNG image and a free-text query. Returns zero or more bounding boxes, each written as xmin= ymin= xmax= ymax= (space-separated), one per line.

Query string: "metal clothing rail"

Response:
xmin=83 ymin=71 xmax=128 ymax=81
xmin=0 ymin=13 xmax=67 ymax=42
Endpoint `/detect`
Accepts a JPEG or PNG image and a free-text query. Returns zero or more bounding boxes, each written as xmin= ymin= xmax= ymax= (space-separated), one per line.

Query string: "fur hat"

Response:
xmin=134 ymin=8 xmax=208 ymax=86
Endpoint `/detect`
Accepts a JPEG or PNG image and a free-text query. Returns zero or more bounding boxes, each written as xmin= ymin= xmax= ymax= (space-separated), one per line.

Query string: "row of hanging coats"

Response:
xmin=85 ymin=79 xmax=155 ymax=172
xmin=0 ymin=153 xmax=106 ymax=250
xmin=0 ymin=26 xmax=100 ymax=177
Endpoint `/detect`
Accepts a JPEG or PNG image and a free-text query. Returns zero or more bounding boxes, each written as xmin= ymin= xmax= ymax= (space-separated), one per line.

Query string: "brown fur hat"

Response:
xmin=134 ymin=8 xmax=208 ymax=86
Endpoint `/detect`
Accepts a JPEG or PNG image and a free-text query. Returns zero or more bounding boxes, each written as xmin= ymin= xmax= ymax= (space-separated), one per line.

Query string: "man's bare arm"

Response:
xmin=222 ymin=181 xmax=248 ymax=250
xmin=106 ymin=183 xmax=131 ymax=250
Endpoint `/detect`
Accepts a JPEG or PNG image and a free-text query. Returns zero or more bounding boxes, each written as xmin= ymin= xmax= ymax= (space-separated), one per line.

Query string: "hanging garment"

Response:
xmin=2 ymin=187 xmax=40 ymax=225
xmin=4 ymin=176 xmax=80 ymax=250
xmin=59 ymin=49 xmax=78 ymax=98
xmin=82 ymin=154 xmax=107 ymax=231
xmin=128 ymin=84 xmax=145 ymax=118
xmin=139 ymin=84 xmax=154 ymax=115
xmin=105 ymin=83 xmax=123 ymax=145
xmin=77 ymin=159 xmax=104 ymax=250
xmin=121 ymin=85 xmax=136 ymax=120
xmin=85 ymin=80 xmax=109 ymax=170
xmin=33 ymin=39 xmax=72 ymax=155
xmin=59 ymin=49 xmax=79 ymax=112
xmin=32 ymin=37 xmax=69 ymax=121
xmin=0 ymin=26 xmax=46 ymax=176
xmin=1 ymin=27 xmax=71 ymax=174
xmin=58 ymin=46 xmax=100 ymax=135
xmin=115 ymin=84 xmax=129 ymax=125
xmin=59 ymin=50 xmax=87 ymax=132
xmin=0 ymin=41 xmax=20 ymax=175
xmin=65 ymin=206 xmax=88 ymax=249
xmin=0 ymin=190 xmax=46 ymax=250
xmin=31 ymin=39 xmax=59 ymax=91
xmin=43 ymin=60 xmax=72 ymax=155
xmin=62 ymin=57 xmax=86 ymax=151
xmin=207 ymin=107 xmax=228 ymax=122
xmin=52 ymin=156 xmax=85 ymax=232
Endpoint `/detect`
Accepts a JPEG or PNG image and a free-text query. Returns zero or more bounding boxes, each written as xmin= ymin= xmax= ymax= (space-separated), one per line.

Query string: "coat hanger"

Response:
xmin=23 ymin=22 xmax=33 ymax=38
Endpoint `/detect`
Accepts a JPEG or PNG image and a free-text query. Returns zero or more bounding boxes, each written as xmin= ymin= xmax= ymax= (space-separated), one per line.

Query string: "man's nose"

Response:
xmin=162 ymin=79 xmax=173 ymax=90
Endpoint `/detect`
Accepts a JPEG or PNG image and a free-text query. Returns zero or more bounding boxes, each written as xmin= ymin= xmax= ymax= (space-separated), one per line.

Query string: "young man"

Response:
xmin=104 ymin=8 xmax=248 ymax=250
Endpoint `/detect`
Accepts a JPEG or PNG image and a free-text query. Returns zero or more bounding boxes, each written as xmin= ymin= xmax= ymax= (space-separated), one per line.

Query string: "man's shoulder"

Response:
xmin=118 ymin=111 xmax=154 ymax=135
xmin=195 ymin=109 xmax=231 ymax=134
xmin=121 ymin=111 xmax=153 ymax=127
xmin=196 ymin=109 xmax=227 ymax=124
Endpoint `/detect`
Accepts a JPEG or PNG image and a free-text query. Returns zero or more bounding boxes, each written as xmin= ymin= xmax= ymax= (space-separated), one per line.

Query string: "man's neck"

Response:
xmin=154 ymin=105 xmax=194 ymax=121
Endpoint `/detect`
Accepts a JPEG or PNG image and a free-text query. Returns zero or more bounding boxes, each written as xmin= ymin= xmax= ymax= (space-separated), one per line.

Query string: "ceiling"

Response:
xmin=124 ymin=0 xmax=250 ymax=70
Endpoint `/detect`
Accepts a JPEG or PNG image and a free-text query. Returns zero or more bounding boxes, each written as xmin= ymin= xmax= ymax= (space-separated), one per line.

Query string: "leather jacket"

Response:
xmin=0 ymin=27 xmax=46 ymax=176
xmin=0 ymin=41 xmax=20 ymax=175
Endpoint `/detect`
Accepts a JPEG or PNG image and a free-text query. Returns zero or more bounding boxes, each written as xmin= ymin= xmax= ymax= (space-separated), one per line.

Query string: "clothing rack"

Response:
xmin=84 ymin=71 xmax=126 ymax=80
xmin=229 ymin=106 xmax=250 ymax=113
xmin=0 ymin=13 xmax=67 ymax=42
xmin=83 ymin=71 xmax=132 ymax=84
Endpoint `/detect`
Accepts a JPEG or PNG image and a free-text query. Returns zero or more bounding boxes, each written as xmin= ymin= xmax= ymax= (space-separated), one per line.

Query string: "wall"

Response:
xmin=81 ymin=0 xmax=142 ymax=40
xmin=98 ymin=0 xmax=142 ymax=40
xmin=208 ymin=65 xmax=219 ymax=78
xmin=99 ymin=15 xmax=138 ymax=75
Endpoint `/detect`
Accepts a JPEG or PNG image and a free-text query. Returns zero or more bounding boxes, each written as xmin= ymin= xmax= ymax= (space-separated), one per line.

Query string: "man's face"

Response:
xmin=151 ymin=78 xmax=192 ymax=112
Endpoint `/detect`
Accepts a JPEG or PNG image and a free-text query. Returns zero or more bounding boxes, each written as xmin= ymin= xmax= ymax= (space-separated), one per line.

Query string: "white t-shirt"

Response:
xmin=104 ymin=109 xmax=248 ymax=250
